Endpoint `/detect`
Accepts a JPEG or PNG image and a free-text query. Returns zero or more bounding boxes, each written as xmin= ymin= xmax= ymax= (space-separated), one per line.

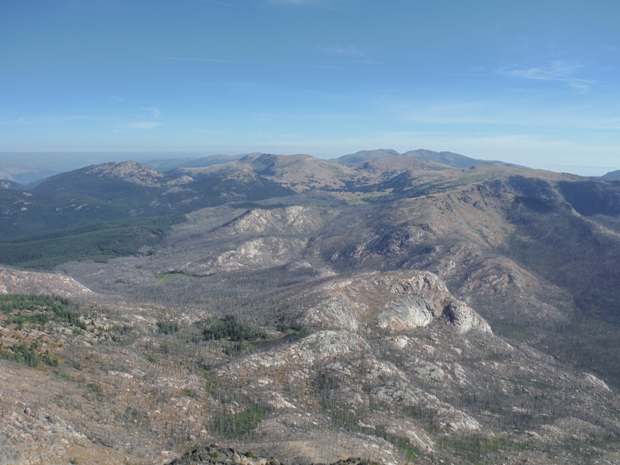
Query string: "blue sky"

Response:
xmin=1 ymin=0 xmax=619 ymax=175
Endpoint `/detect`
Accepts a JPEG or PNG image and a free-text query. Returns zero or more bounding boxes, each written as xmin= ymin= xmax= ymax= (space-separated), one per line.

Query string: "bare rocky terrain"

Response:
xmin=2 ymin=151 xmax=620 ymax=464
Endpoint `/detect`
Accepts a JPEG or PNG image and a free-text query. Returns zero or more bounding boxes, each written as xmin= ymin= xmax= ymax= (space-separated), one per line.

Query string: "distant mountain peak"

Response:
xmin=337 ymin=148 xmax=522 ymax=169
xmin=335 ymin=149 xmax=402 ymax=166
xmin=403 ymin=149 xmax=488 ymax=168
xmin=85 ymin=161 xmax=164 ymax=186
xmin=0 ymin=179 xmax=25 ymax=190
xmin=601 ymin=169 xmax=620 ymax=180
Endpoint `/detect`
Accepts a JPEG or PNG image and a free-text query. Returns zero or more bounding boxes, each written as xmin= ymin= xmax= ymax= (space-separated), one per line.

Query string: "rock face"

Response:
xmin=85 ymin=161 xmax=166 ymax=187
xmin=168 ymin=445 xmax=278 ymax=465
xmin=0 ymin=266 xmax=93 ymax=297
xmin=298 ymin=271 xmax=492 ymax=335
xmin=5 ymin=155 xmax=620 ymax=464
xmin=443 ymin=301 xmax=492 ymax=334
xmin=167 ymin=445 xmax=378 ymax=465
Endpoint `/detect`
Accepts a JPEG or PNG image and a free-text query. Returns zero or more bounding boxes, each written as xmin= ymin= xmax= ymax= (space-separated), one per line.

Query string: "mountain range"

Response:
xmin=3 ymin=148 xmax=617 ymax=186
xmin=1 ymin=149 xmax=620 ymax=464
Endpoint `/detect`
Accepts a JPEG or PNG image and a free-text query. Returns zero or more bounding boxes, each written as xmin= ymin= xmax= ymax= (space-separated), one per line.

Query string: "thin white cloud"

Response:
xmin=0 ymin=111 xmax=164 ymax=131
xmin=123 ymin=121 xmax=161 ymax=130
xmin=271 ymin=0 xmax=309 ymax=4
xmin=160 ymin=56 xmax=342 ymax=69
xmin=200 ymin=0 xmax=240 ymax=7
xmin=0 ymin=117 xmax=26 ymax=125
xmin=110 ymin=95 xmax=123 ymax=102
xmin=568 ymin=81 xmax=592 ymax=93
xmin=144 ymin=107 xmax=161 ymax=119
xmin=382 ymin=96 xmax=620 ymax=132
xmin=318 ymin=45 xmax=370 ymax=57
xmin=269 ymin=0 xmax=353 ymax=8
xmin=377 ymin=73 xmax=403 ymax=103
xmin=503 ymin=60 xmax=581 ymax=80
xmin=496 ymin=60 xmax=614 ymax=92
xmin=1 ymin=115 xmax=111 ymax=125
xmin=118 ymin=107 xmax=161 ymax=129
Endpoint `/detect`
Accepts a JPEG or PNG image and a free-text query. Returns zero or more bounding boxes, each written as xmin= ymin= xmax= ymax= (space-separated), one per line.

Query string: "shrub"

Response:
xmin=202 ymin=315 xmax=263 ymax=342
xmin=156 ymin=320 xmax=178 ymax=334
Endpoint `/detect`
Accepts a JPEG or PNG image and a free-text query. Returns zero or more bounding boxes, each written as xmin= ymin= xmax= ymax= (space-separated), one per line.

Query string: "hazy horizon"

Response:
xmin=0 ymin=149 xmax=616 ymax=178
xmin=2 ymin=1 xmax=619 ymax=176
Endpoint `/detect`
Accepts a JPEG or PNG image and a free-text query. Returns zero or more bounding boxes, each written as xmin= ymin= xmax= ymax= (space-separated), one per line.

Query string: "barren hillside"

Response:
xmin=2 ymin=154 xmax=620 ymax=464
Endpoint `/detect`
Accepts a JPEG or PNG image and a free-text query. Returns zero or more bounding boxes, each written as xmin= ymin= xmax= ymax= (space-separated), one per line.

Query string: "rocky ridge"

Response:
xmin=1 ymin=266 xmax=620 ymax=464
xmin=0 ymin=266 xmax=93 ymax=298
xmin=85 ymin=161 xmax=167 ymax=186
xmin=167 ymin=444 xmax=380 ymax=465
xmin=3 ymin=153 xmax=620 ymax=463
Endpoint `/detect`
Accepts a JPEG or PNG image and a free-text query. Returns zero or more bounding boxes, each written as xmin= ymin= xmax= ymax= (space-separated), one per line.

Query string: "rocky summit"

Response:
xmin=1 ymin=151 xmax=620 ymax=464
xmin=167 ymin=444 xmax=377 ymax=465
